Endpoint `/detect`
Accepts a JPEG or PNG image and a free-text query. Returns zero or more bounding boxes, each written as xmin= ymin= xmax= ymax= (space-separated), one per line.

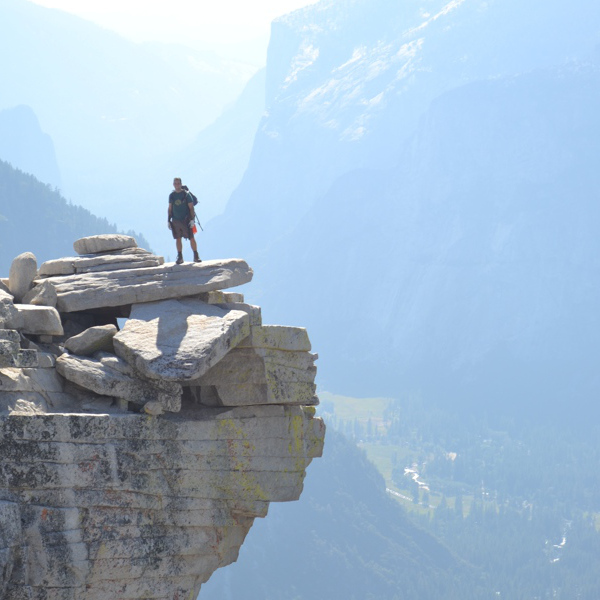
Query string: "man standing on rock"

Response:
xmin=168 ymin=177 xmax=201 ymax=265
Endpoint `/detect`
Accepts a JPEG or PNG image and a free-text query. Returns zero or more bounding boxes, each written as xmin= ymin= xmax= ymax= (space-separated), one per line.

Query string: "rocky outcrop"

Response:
xmin=0 ymin=236 xmax=325 ymax=600
xmin=47 ymin=258 xmax=253 ymax=313
xmin=113 ymin=299 xmax=251 ymax=382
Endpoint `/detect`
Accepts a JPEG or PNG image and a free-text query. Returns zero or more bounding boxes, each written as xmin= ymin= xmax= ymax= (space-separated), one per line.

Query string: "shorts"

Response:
xmin=171 ymin=219 xmax=193 ymax=240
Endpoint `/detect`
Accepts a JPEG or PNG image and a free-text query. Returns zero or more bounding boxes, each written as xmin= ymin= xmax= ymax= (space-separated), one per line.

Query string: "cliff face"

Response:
xmin=0 ymin=235 xmax=325 ymax=600
xmin=201 ymin=0 xmax=600 ymax=418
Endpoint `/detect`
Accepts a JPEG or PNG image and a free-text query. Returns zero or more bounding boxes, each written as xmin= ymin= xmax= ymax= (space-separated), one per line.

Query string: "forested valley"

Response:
xmin=322 ymin=394 xmax=600 ymax=599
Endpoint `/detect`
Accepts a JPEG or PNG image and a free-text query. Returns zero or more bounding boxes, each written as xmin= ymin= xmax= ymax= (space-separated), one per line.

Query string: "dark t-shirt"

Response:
xmin=169 ymin=191 xmax=191 ymax=221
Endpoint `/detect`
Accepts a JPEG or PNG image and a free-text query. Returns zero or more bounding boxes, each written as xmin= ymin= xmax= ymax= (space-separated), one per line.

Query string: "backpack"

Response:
xmin=180 ymin=185 xmax=203 ymax=231
xmin=181 ymin=185 xmax=198 ymax=206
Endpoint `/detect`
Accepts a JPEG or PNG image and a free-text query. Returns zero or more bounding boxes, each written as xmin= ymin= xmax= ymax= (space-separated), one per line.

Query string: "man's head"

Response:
xmin=173 ymin=177 xmax=182 ymax=192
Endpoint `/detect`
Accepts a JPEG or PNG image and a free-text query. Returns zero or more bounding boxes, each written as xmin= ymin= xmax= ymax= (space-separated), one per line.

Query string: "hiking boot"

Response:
xmin=193 ymin=251 xmax=201 ymax=263
xmin=175 ymin=253 xmax=184 ymax=265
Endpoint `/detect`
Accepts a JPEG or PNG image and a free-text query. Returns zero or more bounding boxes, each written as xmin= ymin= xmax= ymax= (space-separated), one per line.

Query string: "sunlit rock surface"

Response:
xmin=113 ymin=299 xmax=251 ymax=382
xmin=0 ymin=236 xmax=325 ymax=600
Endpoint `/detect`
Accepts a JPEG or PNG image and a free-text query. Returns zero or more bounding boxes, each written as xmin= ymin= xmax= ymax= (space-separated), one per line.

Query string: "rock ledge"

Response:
xmin=0 ymin=236 xmax=325 ymax=600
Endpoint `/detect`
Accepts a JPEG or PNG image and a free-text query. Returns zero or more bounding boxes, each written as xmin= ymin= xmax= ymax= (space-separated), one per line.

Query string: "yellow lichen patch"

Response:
xmin=288 ymin=411 xmax=308 ymax=472
xmin=214 ymin=418 xmax=267 ymax=501
xmin=302 ymin=406 xmax=316 ymax=418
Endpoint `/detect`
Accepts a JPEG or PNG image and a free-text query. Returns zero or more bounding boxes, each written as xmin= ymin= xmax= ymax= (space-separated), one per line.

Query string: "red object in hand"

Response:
xmin=192 ymin=224 xmax=198 ymax=234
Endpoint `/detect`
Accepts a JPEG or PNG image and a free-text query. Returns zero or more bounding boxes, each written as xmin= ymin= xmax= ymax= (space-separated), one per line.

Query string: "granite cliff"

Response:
xmin=0 ymin=234 xmax=325 ymax=599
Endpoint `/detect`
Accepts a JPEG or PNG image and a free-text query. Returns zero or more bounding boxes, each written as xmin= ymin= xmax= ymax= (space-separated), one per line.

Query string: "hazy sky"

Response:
xmin=28 ymin=0 xmax=319 ymax=58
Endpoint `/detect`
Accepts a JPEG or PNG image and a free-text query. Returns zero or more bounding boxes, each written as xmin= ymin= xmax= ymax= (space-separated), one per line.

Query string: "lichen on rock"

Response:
xmin=0 ymin=236 xmax=325 ymax=600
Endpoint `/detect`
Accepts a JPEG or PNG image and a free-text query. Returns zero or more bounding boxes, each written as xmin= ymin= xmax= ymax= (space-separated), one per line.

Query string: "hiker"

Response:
xmin=168 ymin=177 xmax=200 ymax=264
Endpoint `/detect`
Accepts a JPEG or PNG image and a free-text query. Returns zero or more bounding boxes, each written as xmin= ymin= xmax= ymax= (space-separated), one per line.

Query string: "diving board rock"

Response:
xmin=113 ymin=299 xmax=250 ymax=382
xmin=49 ymin=259 xmax=253 ymax=312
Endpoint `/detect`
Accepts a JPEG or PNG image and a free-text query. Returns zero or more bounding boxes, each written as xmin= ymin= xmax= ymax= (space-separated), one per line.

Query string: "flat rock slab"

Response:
xmin=11 ymin=305 xmax=64 ymax=336
xmin=197 ymin=348 xmax=317 ymax=386
xmin=74 ymin=234 xmax=137 ymax=255
xmin=38 ymin=251 xmax=163 ymax=277
xmin=56 ymin=353 xmax=182 ymax=412
xmin=113 ymin=299 xmax=250 ymax=382
xmin=238 ymin=325 xmax=311 ymax=352
xmin=50 ymin=259 xmax=253 ymax=313
xmin=194 ymin=347 xmax=318 ymax=407
xmin=197 ymin=291 xmax=245 ymax=304
xmin=213 ymin=382 xmax=318 ymax=407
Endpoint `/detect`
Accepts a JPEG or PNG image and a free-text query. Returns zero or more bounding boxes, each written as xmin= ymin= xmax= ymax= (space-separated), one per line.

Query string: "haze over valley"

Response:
xmin=2 ymin=0 xmax=600 ymax=598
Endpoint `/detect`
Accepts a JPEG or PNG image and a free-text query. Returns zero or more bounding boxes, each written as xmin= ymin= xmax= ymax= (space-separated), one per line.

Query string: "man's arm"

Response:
xmin=168 ymin=199 xmax=173 ymax=228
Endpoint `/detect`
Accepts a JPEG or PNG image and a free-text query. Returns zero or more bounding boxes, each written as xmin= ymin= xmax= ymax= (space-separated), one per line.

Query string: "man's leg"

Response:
xmin=175 ymin=237 xmax=184 ymax=264
xmin=189 ymin=236 xmax=201 ymax=262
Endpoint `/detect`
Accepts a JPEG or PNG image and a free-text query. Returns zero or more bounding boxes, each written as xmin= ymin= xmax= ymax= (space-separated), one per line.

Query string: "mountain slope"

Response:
xmin=0 ymin=160 xmax=148 ymax=274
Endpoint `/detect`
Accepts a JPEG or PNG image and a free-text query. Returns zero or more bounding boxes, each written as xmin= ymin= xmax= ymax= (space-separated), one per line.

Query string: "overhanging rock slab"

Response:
xmin=50 ymin=259 xmax=253 ymax=313
xmin=113 ymin=299 xmax=250 ymax=382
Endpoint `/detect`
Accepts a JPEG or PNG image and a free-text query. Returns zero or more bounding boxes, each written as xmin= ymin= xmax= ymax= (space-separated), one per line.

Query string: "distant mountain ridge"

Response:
xmin=0 ymin=0 xmax=258 ymax=248
xmin=207 ymin=0 xmax=600 ymax=257
xmin=0 ymin=105 xmax=61 ymax=189
xmin=169 ymin=69 xmax=266 ymax=223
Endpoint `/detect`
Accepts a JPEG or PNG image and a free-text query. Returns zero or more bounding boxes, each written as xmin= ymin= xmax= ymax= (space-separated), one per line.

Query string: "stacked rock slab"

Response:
xmin=0 ymin=235 xmax=325 ymax=600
